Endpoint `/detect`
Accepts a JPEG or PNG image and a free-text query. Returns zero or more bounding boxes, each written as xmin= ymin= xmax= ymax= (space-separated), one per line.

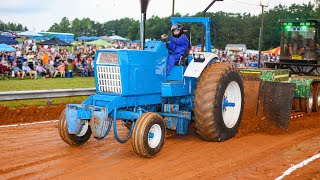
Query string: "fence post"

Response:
xmin=47 ymin=98 xmax=52 ymax=105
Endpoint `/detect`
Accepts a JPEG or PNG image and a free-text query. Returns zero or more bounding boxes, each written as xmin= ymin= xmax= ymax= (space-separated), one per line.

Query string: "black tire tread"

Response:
xmin=193 ymin=62 xmax=243 ymax=141
xmin=312 ymin=83 xmax=320 ymax=112
xmin=300 ymin=87 xmax=314 ymax=113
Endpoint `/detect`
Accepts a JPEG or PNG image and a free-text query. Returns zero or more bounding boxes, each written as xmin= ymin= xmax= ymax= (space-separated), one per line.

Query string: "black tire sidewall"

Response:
xmin=313 ymin=84 xmax=320 ymax=111
xmin=213 ymin=71 xmax=244 ymax=140
xmin=70 ymin=126 xmax=92 ymax=145
xmin=307 ymin=88 xmax=314 ymax=113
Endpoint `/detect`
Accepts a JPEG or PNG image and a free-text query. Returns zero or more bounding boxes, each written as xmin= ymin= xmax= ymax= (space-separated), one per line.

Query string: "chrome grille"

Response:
xmin=97 ymin=66 xmax=122 ymax=94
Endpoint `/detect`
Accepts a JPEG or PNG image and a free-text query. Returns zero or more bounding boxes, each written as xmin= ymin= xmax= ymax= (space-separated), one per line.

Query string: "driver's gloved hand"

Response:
xmin=161 ymin=34 xmax=168 ymax=40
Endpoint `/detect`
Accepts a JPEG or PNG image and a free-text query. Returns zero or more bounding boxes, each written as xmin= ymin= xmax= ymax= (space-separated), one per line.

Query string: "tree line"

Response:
xmin=2 ymin=2 xmax=320 ymax=50
xmin=0 ymin=20 xmax=27 ymax=32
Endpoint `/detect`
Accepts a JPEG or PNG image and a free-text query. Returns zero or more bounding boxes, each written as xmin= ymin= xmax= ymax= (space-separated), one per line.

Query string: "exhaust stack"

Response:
xmin=140 ymin=0 xmax=149 ymax=50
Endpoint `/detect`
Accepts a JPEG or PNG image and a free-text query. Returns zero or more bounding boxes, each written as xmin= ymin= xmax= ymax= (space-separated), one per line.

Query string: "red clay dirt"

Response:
xmin=0 ymin=81 xmax=320 ymax=179
xmin=0 ymin=104 xmax=65 ymax=125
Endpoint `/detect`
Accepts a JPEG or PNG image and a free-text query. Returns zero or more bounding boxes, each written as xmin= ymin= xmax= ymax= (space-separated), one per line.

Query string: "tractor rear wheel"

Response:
xmin=292 ymin=98 xmax=300 ymax=111
xmin=312 ymin=83 xmax=320 ymax=112
xmin=58 ymin=109 xmax=92 ymax=146
xmin=300 ymin=88 xmax=314 ymax=113
xmin=193 ymin=63 xmax=244 ymax=141
xmin=132 ymin=112 xmax=166 ymax=158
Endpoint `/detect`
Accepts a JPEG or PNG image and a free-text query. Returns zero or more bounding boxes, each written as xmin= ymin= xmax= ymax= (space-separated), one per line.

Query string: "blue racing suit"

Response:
xmin=166 ymin=34 xmax=189 ymax=74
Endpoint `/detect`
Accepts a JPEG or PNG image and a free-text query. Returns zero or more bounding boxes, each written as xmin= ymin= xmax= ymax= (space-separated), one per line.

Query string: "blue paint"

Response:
xmin=149 ymin=132 xmax=154 ymax=139
xmin=113 ymin=108 xmax=134 ymax=143
xmin=66 ymin=104 xmax=89 ymax=134
xmin=171 ymin=17 xmax=212 ymax=52
xmin=167 ymin=66 xmax=186 ymax=81
xmin=64 ymin=18 xmax=220 ymax=143
xmin=222 ymin=97 xmax=236 ymax=111
xmin=177 ymin=118 xmax=190 ymax=135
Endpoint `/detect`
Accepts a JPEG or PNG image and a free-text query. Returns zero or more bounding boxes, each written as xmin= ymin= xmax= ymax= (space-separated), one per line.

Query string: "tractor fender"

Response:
xmin=184 ymin=52 xmax=218 ymax=78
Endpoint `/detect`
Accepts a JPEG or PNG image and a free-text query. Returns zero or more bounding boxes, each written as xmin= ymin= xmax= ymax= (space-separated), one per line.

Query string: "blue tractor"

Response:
xmin=58 ymin=1 xmax=244 ymax=158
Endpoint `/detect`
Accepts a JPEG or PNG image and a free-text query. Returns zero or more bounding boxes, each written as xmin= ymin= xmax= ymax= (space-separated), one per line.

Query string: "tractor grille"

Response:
xmin=97 ymin=66 xmax=122 ymax=94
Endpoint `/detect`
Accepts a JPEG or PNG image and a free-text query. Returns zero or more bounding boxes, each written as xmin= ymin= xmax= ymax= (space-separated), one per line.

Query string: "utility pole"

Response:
xmin=172 ymin=0 xmax=175 ymax=16
xmin=258 ymin=0 xmax=267 ymax=68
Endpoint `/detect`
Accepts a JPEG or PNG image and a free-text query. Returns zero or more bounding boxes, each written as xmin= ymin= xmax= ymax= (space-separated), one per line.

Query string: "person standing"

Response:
xmin=26 ymin=51 xmax=35 ymax=70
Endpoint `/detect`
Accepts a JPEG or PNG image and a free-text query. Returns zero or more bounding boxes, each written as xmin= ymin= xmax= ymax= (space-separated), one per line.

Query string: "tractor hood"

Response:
xmin=94 ymin=41 xmax=167 ymax=96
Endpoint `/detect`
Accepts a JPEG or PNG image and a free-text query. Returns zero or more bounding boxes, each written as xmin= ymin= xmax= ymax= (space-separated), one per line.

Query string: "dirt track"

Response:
xmin=0 ymin=114 xmax=319 ymax=179
xmin=1 ymin=80 xmax=320 ymax=179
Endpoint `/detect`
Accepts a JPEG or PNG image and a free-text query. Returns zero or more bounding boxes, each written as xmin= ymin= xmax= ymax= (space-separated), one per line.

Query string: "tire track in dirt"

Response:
xmin=0 ymin=123 xmax=133 ymax=179
xmin=1 ymin=117 xmax=320 ymax=179
xmin=1 ymin=79 xmax=320 ymax=179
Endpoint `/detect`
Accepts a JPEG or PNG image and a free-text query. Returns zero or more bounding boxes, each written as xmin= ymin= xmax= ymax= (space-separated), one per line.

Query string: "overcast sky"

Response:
xmin=0 ymin=0 xmax=314 ymax=32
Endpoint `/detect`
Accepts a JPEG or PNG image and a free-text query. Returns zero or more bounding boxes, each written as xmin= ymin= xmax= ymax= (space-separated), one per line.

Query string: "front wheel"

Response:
xmin=132 ymin=112 xmax=166 ymax=158
xmin=58 ymin=109 xmax=92 ymax=146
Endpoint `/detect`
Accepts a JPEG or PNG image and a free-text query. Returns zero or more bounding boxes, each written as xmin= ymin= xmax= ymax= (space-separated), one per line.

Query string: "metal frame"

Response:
xmin=265 ymin=62 xmax=320 ymax=76
xmin=170 ymin=17 xmax=212 ymax=52
xmin=0 ymin=88 xmax=95 ymax=101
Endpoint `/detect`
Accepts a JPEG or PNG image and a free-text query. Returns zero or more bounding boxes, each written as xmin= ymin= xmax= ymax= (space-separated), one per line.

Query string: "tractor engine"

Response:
xmin=95 ymin=41 xmax=167 ymax=97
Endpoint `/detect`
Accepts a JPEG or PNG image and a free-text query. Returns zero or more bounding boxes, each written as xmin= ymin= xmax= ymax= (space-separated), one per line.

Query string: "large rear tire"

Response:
xmin=292 ymin=98 xmax=300 ymax=111
xmin=193 ymin=63 xmax=244 ymax=141
xmin=58 ymin=109 xmax=92 ymax=146
xmin=132 ymin=112 xmax=166 ymax=158
xmin=312 ymin=83 xmax=320 ymax=112
xmin=300 ymin=88 xmax=314 ymax=113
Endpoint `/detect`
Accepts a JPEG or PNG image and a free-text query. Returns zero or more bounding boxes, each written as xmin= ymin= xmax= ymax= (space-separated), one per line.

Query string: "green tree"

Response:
xmin=42 ymin=2 xmax=320 ymax=50
xmin=48 ymin=23 xmax=60 ymax=32
xmin=71 ymin=18 xmax=82 ymax=37
xmin=59 ymin=17 xmax=71 ymax=32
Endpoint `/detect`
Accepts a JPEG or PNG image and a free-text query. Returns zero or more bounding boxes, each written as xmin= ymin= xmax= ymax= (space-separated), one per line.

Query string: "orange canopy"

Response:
xmin=263 ymin=46 xmax=280 ymax=55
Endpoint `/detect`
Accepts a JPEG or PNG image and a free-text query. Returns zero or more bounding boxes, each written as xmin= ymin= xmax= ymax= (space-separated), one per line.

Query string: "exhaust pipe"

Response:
xmin=140 ymin=0 xmax=149 ymax=50
xmin=140 ymin=13 xmax=146 ymax=50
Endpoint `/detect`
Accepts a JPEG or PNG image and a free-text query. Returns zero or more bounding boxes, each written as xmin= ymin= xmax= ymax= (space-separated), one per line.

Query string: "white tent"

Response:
xmin=109 ymin=35 xmax=128 ymax=41
xmin=18 ymin=31 xmax=43 ymax=37
xmin=100 ymin=36 xmax=114 ymax=42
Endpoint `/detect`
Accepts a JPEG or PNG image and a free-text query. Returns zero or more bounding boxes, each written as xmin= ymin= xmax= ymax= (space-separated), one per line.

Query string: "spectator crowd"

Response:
xmin=0 ymin=38 xmax=279 ymax=80
xmin=0 ymin=39 xmax=136 ymax=79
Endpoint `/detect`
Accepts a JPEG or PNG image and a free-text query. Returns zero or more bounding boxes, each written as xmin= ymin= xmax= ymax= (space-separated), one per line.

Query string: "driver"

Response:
xmin=161 ymin=24 xmax=189 ymax=74
xmin=289 ymin=31 xmax=305 ymax=56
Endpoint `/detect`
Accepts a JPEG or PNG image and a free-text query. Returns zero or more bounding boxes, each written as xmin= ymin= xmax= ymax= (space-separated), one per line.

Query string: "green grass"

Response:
xmin=0 ymin=96 xmax=89 ymax=108
xmin=0 ymin=77 xmax=95 ymax=91
xmin=0 ymin=77 xmax=95 ymax=108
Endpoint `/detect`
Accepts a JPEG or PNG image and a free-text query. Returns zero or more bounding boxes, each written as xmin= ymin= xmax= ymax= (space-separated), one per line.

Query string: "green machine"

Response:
xmin=243 ymin=19 xmax=320 ymax=115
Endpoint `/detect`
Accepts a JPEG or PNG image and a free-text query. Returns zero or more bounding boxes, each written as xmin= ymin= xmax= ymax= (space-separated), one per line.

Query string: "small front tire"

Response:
xmin=58 ymin=109 xmax=92 ymax=146
xmin=132 ymin=112 xmax=166 ymax=158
